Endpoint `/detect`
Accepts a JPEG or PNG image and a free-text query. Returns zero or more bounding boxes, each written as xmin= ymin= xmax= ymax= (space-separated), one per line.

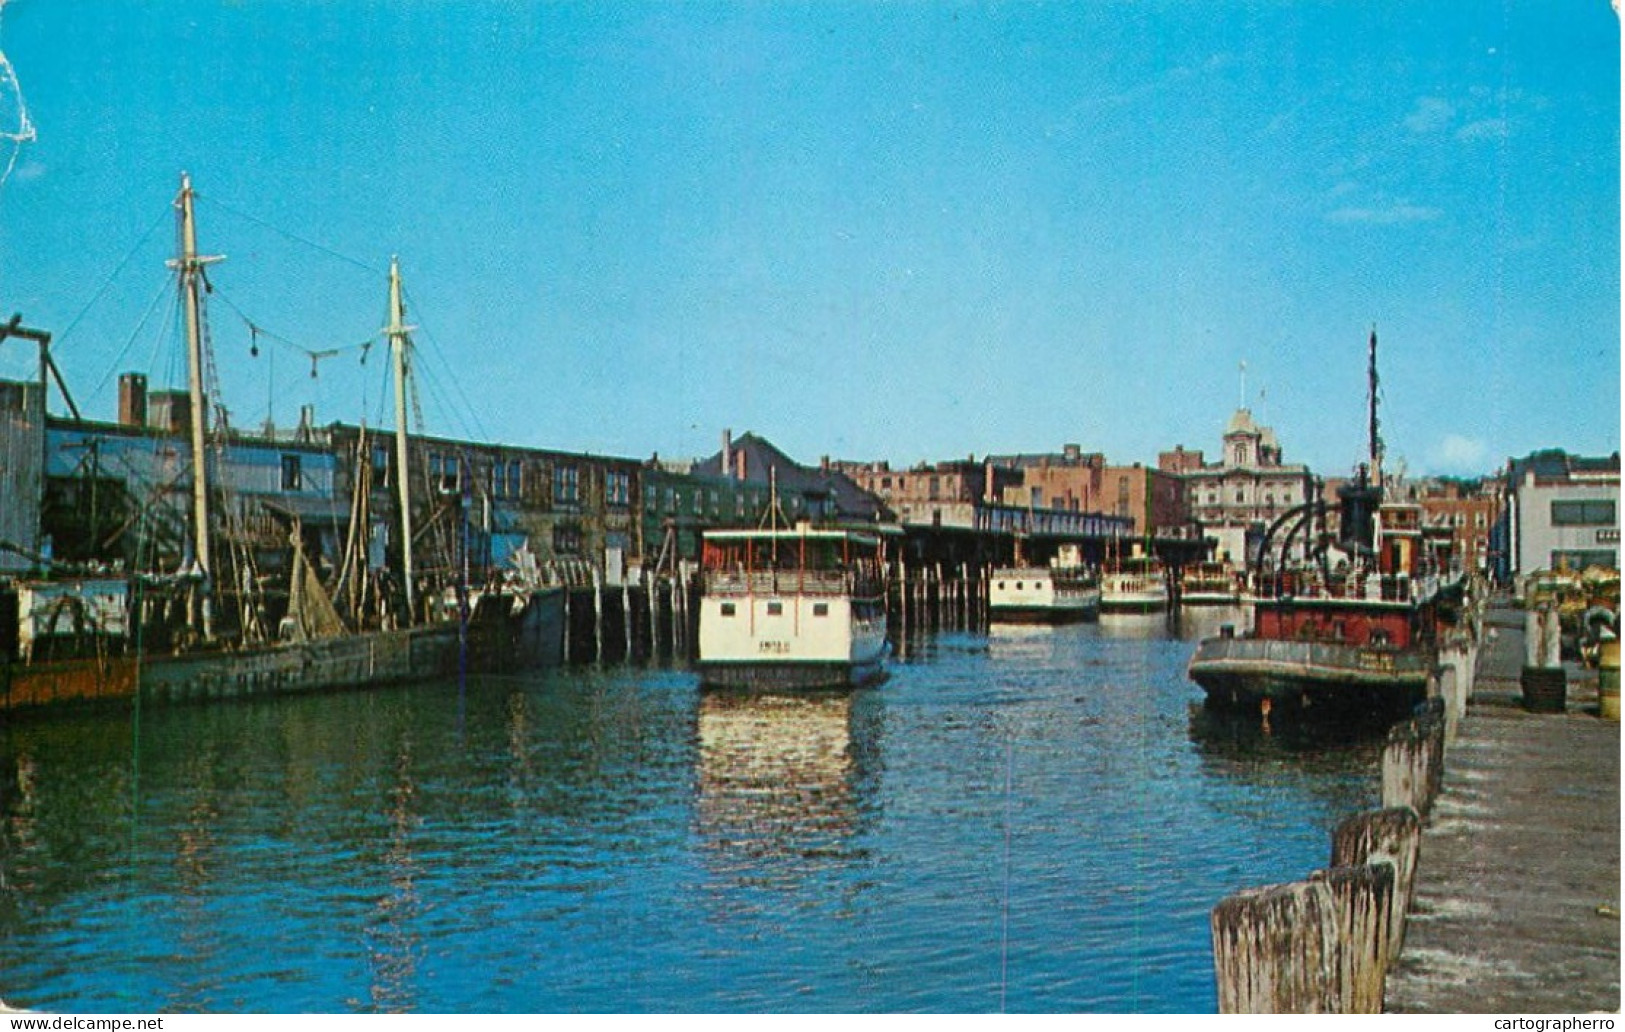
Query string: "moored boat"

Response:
xmin=989 ymin=562 xmax=1101 ymax=623
xmin=697 ymin=524 xmax=888 ymax=690
xmin=1187 ymin=330 xmax=1462 ymax=721
xmin=1100 ymin=555 xmax=1171 ymax=613
xmin=1178 ymin=560 xmax=1244 ymax=606
xmin=0 ymin=174 xmax=561 ymax=713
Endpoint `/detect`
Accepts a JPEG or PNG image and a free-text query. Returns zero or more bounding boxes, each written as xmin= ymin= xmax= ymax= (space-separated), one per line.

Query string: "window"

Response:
xmin=720 ymin=602 xmax=736 ymax=617
xmin=552 ymin=524 xmax=581 ymax=555
xmin=813 ymin=603 xmax=829 ymax=617
xmin=371 ymin=443 xmax=391 ymax=488
xmin=430 ymin=452 xmax=459 ymax=493
xmin=1551 ymin=500 xmax=1616 ymax=526
xmin=605 ymin=471 xmax=630 ymax=508
xmin=766 ymin=601 xmax=783 ymax=616
xmin=493 ymin=459 xmax=523 ymax=500
xmin=553 ymin=465 xmax=579 ymax=506
xmin=280 ymin=454 xmax=302 ymax=491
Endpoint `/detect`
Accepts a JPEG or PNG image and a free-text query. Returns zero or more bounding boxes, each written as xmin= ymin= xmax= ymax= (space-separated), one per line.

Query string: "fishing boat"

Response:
xmin=1100 ymin=554 xmax=1171 ymax=613
xmin=0 ymin=174 xmax=560 ymax=712
xmin=696 ymin=521 xmax=888 ymax=690
xmin=1187 ymin=330 xmax=1463 ymax=721
xmin=989 ymin=562 xmax=1100 ymax=623
xmin=1178 ymin=560 xmax=1244 ymax=606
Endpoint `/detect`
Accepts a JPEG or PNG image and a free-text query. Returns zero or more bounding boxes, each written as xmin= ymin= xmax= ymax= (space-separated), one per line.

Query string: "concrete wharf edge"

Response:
xmin=1385 ymin=601 xmax=1621 ymax=1013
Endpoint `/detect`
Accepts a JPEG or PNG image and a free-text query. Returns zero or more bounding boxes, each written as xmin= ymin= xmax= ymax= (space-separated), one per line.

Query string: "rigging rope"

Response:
xmin=0 ymin=0 xmax=35 ymax=195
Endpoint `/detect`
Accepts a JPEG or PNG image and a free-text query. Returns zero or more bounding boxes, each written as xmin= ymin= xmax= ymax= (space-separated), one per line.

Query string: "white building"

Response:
xmin=1506 ymin=450 xmax=1620 ymax=576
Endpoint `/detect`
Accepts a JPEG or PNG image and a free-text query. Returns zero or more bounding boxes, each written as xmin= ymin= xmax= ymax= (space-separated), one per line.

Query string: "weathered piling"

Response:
xmin=1310 ymin=863 xmax=1396 ymax=1013
xmin=1330 ymin=807 xmax=1422 ymax=959
xmin=1380 ymin=698 xmax=1446 ymax=818
xmin=1212 ymin=879 xmax=1345 ymax=1013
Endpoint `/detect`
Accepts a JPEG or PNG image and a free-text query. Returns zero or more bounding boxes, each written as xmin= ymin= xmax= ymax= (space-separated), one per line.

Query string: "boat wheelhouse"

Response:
xmin=697 ymin=525 xmax=888 ymax=690
xmin=989 ymin=564 xmax=1100 ymax=623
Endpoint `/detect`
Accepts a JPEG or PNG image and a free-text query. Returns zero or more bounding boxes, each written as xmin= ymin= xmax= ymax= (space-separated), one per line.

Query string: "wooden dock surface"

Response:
xmin=1385 ymin=602 xmax=1620 ymax=1013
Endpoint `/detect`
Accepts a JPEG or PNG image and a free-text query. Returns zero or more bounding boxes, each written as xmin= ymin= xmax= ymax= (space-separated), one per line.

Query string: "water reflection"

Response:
xmin=364 ymin=735 xmax=422 ymax=1014
xmin=695 ymin=690 xmax=871 ymax=888
xmin=1097 ymin=611 xmax=1180 ymax=639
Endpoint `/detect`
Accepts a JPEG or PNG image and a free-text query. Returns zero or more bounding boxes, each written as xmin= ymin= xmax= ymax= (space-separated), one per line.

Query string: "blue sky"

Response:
xmin=0 ymin=0 xmax=1617 ymax=478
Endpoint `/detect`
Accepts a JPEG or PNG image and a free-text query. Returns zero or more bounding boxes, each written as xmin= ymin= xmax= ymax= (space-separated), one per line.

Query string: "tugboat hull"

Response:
xmin=1188 ymin=635 xmax=1431 ymax=717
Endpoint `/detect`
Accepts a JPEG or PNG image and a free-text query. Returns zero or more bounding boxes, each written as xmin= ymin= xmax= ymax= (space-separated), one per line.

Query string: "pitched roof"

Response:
xmin=693 ymin=432 xmax=886 ymax=522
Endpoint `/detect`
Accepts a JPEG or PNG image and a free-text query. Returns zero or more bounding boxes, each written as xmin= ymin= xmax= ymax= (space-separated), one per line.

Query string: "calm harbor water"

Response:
xmin=0 ymin=609 xmax=1383 ymax=1013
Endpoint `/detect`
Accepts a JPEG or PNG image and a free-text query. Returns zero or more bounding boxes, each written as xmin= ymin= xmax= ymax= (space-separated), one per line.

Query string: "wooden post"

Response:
xmin=1211 ymin=880 xmax=1343 ymax=1013
xmin=562 ymin=587 xmax=572 ymax=665
xmin=592 ymin=567 xmax=603 ymax=663
xmin=1381 ymin=700 xmax=1445 ymax=818
xmin=1309 ymin=864 xmax=1395 ymax=1013
xmin=1330 ymin=807 xmax=1421 ymax=962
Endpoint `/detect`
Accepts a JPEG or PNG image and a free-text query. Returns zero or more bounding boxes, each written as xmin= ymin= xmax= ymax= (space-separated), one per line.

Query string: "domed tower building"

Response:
xmin=1170 ymin=407 xmax=1313 ymax=575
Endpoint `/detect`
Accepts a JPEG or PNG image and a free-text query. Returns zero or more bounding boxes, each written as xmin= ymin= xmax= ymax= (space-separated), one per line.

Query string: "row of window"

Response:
xmin=1550 ymin=500 xmax=1616 ymax=526
xmin=717 ymin=601 xmax=831 ymax=617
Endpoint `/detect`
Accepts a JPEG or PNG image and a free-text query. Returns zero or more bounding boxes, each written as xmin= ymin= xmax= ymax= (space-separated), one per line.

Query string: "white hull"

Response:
xmin=989 ymin=566 xmax=1101 ymax=622
xmin=698 ymin=593 xmax=888 ymax=689
xmin=1100 ymin=571 xmax=1170 ymax=612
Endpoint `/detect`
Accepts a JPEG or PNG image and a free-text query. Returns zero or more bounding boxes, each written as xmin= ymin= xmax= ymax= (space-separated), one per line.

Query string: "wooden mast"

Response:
xmin=170 ymin=172 xmax=222 ymax=640
xmin=386 ymin=256 xmax=417 ymax=623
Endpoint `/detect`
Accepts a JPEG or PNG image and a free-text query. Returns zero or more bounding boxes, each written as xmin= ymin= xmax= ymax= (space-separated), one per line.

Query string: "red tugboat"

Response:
xmin=1187 ymin=331 xmax=1464 ymax=721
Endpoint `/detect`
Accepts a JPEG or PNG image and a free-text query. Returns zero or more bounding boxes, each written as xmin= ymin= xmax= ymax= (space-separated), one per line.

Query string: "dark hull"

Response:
xmin=1187 ymin=635 xmax=1432 ymax=719
xmin=697 ymin=656 xmax=887 ymax=691
xmin=0 ymin=589 xmax=565 ymax=712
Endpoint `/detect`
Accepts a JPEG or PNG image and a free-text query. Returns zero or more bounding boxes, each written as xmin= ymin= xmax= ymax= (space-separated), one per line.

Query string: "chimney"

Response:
xmin=721 ymin=428 xmax=733 ymax=481
xmin=736 ymin=448 xmax=747 ymax=481
xmin=117 ymin=373 xmax=147 ymax=428
xmin=1063 ymin=442 xmax=1081 ymax=463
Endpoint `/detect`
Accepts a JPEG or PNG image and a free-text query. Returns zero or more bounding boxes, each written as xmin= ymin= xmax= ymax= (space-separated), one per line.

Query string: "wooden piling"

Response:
xmin=1381 ymin=699 xmax=1446 ymax=818
xmin=1310 ymin=863 xmax=1395 ymax=1013
xmin=1330 ymin=807 xmax=1421 ymax=960
xmin=1211 ymin=879 xmax=1344 ymax=1013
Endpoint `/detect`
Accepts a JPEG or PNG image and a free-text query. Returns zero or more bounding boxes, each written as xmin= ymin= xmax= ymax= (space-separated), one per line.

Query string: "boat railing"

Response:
xmin=705 ymin=570 xmax=873 ymax=597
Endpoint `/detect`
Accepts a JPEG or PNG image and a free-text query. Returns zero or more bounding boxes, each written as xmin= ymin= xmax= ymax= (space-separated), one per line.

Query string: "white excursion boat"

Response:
xmin=1100 ymin=555 xmax=1171 ymax=613
xmin=1178 ymin=561 xmax=1244 ymax=606
xmin=989 ymin=563 xmax=1101 ymax=623
xmin=697 ymin=524 xmax=889 ymax=690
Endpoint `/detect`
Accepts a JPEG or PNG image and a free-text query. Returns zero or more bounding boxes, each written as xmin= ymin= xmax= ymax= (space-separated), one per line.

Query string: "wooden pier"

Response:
xmin=1384 ymin=602 xmax=1620 ymax=1013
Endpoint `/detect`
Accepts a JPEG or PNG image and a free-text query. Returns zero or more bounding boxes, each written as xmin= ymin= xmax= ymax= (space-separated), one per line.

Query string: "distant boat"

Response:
xmin=1187 ymin=330 xmax=1463 ymax=721
xmin=1178 ymin=560 xmax=1244 ymax=606
xmin=696 ymin=523 xmax=888 ymax=690
xmin=989 ymin=563 xmax=1100 ymax=623
xmin=1100 ymin=555 xmax=1171 ymax=613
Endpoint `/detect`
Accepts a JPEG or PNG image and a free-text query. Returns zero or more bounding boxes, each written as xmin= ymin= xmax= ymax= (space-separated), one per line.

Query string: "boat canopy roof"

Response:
xmin=702 ymin=527 xmax=883 ymax=549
